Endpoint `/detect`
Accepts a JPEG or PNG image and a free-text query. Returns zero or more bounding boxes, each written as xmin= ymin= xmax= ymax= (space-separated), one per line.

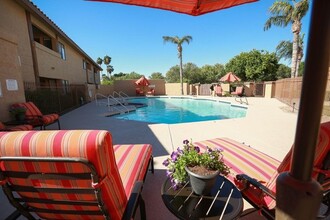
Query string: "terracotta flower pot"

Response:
xmin=185 ymin=166 xmax=220 ymax=195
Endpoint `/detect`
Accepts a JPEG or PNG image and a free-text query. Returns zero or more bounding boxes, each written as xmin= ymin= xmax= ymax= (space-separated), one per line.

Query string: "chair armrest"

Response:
xmin=236 ymin=174 xmax=276 ymax=199
xmin=122 ymin=181 xmax=145 ymax=220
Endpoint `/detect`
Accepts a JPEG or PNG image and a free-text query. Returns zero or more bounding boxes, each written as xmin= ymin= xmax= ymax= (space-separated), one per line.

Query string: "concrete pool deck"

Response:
xmin=2 ymin=96 xmax=321 ymax=219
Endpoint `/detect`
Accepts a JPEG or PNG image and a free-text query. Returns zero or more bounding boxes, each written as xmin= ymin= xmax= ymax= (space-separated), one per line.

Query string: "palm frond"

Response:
xmin=264 ymin=16 xmax=289 ymax=30
xmin=292 ymin=0 xmax=309 ymax=20
xmin=269 ymin=1 xmax=293 ymax=16
xmin=276 ymin=40 xmax=293 ymax=61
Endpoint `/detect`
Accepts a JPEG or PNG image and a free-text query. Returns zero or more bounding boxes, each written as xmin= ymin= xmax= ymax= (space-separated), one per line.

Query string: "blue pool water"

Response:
xmin=114 ymin=97 xmax=247 ymax=124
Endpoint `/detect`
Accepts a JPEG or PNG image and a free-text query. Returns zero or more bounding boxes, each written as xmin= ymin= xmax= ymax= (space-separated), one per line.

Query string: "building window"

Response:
xmin=58 ymin=42 xmax=66 ymax=60
xmin=62 ymin=80 xmax=70 ymax=94
xmin=32 ymin=25 xmax=53 ymax=50
xmin=83 ymin=60 xmax=87 ymax=69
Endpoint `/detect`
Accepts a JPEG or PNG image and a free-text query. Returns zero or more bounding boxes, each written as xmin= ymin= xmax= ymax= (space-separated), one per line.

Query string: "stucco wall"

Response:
xmin=0 ymin=0 xmax=35 ymax=83
xmin=32 ymin=17 xmax=91 ymax=85
xmin=165 ymin=83 xmax=189 ymax=95
xmin=0 ymin=28 xmax=26 ymax=121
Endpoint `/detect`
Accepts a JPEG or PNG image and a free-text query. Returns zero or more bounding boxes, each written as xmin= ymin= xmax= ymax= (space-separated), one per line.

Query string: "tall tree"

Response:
xmin=276 ymin=34 xmax=305 ymax=72
xmin=150 ymin=72 xmax=165 ymax=79
xmin=225 ymin=49 xmax=279 ymax=81
xmin=264 ymin=0 xmax=309 ymax=78
xmin=96 ymin=55 xmax=114 ymax=77
xmin=163 ymin=35 xmax=192 ymax=95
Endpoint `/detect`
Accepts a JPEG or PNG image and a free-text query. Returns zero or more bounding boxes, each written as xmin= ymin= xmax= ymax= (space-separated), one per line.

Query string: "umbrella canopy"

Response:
xmin=219 ymin=72 xmax=241 ymax=83
xmin=135 ymin=76 xmax=150 ymax=86
xmin=88 ymin=0 xmax=257 ymax=16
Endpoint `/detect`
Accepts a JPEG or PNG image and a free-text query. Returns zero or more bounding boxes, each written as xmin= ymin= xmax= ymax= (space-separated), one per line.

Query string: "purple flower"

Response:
xmin=215 ymin=147 xmax=223 ymax=152
xmin=162 ymin=159 xmax=170 ymax=167
xmin=166 ymin=170 xmax=173 ymax=177
xmin=207 ymin=147 xmax=213 ymax=153
xmin=183 ymin=139 xmax=189 ymax=145
xmin=177 ymin=147 xmax=184 ymax=154
xmin=171 ymin=151 xmax=179 ymax=161
xmin=194 ymin=146 xmax=200 ymax=153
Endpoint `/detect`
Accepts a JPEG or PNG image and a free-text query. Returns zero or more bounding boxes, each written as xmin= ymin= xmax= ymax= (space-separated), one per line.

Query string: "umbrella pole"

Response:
xmin=276 ymin=0 xmax=330 ymax=219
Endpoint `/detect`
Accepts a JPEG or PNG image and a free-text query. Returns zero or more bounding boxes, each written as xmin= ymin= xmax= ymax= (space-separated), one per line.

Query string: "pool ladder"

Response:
xmin=95 ymin=93 xmax=136 ymax=115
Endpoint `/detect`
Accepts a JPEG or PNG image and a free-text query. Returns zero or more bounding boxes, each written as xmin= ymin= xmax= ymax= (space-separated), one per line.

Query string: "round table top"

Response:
xmin=161 ymin=175 xmax=243 ymax=220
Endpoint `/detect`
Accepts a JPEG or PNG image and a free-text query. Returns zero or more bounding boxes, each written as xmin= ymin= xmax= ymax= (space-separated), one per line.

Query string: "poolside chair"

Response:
xmin=146 ymin=88 xmax=155 ymax=96
xmin=0 ymin=121 xmax=33 ymax=131
xmin=193 ymin=121 xmax=330 ymax=219
xmin=0 ymin=130 xmax=154 ymax=220
xmin=231 ymin=86 xmax=248 ymax=105
xmin=12 ymin=102 xmax=60 ymax=130
xmin=215 ymin=85 xmax=223 ymax=96
xmin=135 ymin=87 xmax=144 ymax=96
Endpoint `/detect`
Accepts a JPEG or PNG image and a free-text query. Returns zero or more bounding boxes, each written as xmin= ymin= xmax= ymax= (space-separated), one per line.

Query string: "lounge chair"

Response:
xmin=12 ymin=102 xmax=60 ymax=130
xmin=0 ymin=130 xmax=153 ymax=220
xmin=0 ymin=121 xmax=33 ymax=131
xmin=135 ymin=87 xmax=144 ymax=96
xmin=231 ymin=86 xmax=248 ymax=105
xmin=193 ymin=121 xmax=330 ymax=219
xmin=215 ymin=85 xmax=223 ymax=96
xmin=146 ymin=88 xmax=155 ymax=96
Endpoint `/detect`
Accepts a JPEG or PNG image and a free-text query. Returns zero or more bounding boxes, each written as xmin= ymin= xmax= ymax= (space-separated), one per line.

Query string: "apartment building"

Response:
xmin=0 ymin=0 xmax=102 ymax=121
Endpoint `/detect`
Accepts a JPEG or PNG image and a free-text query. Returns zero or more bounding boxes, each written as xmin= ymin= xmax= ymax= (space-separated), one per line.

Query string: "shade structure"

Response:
xmin=88 ymin=0 xmax=258 ymax=16
xmin=135 ymin=76 xmax=150 ymax=86
xmin=219 ymin=72 xmax=241 ymax=83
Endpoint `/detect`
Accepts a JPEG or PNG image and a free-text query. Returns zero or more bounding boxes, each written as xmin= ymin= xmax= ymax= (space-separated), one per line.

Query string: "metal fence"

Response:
xmin=24 ymin=82 xmax=87 ymax=115
xmin=274 ymin=77 xmax=303 ymax=110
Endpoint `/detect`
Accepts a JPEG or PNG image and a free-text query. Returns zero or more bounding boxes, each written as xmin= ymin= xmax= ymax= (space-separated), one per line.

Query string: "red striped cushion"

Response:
xmin=277 ymin=121 xmax=330 ymax=181
xmin=7 ymin=124 xmax=33 ymax=131
xmin=16 ymin=102 xmax=43 ymax=117
xmin=194 ymin=138 xmax=280 ymax=209
xmin=42 ymin=114 xmax=59 ymax=125
xmin=114 ymin=144 xmax=152 ymax=197
xmin=0 ymin=130 xmax=127 ymax=220
xmin=0 ymin=122 xmax=5 ymax=130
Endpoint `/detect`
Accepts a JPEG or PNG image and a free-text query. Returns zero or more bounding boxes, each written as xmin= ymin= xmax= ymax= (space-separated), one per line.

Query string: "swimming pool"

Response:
xmin=114 ymin=97 xmax=247 ymax=124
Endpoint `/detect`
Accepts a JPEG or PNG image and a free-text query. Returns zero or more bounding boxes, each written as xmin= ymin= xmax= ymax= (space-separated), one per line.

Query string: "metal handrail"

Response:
xmin=107 ymin=94 xmax=135 ymax=113
xmin=113 ymin=91 xmax=129 ymax=105
xmin=95 ymin=93 xmax=108 ymax=106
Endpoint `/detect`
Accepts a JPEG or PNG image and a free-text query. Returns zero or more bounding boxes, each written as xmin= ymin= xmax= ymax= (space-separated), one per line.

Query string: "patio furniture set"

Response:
xmin=0 ymin=103 xmax=329 ymax=219
xmin=1 ymin=101 xmax=60 ymax=132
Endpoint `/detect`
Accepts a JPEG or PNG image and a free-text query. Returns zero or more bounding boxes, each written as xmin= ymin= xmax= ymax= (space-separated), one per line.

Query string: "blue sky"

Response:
xmin=31 ymin=0 xmax=311 ymax=77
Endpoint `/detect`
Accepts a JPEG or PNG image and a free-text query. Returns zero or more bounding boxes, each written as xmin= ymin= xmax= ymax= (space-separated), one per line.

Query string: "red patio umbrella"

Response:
xmin=88 ymin=0 xmax=257 ymax=16
xmin=135 ymin=75 xmax=150 ymax=86
xmin=219 ymin=72 xmax=241 ymax=83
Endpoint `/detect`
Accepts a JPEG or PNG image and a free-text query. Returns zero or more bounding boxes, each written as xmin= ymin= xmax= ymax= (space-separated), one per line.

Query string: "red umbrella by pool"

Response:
xmin=135 ymin=76 xmax=150 ymax=86
xmin=219 ymin=72 xmax=241 ymax=83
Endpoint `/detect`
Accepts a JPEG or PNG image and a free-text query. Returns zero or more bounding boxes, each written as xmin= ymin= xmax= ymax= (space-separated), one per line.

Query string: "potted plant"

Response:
xmin=9 ymin=106 xmax=27 ymax=121
xmin=163 ymin=139 xmax=230 ymax=195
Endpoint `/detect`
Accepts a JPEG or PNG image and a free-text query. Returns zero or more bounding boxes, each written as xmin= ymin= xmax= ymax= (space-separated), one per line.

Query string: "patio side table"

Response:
xmin=161 ymin=175 xmax=243 ymax=220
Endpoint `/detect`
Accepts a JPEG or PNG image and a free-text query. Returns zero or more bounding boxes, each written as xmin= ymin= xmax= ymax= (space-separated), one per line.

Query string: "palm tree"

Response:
xmin=163 ymin=35 xmax=192 ymax=95
xmin=276 ymin=34 xmax=305 ymax=74
xmin=264 ymin=0 xmax=309 ymax=78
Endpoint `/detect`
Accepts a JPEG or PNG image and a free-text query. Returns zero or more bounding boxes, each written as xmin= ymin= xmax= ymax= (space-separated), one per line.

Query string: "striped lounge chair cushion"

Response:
xmin=194 ymin=138 xmax=280 ymax=209
xmin=277 ymin=121 xmax=330 ymax=188
xmin=0 ymin=122 xmax=5 ymax=130
xmin=0 ymin=130 xmax=130 ymax=219
xmin=194 ymin=121 xmax=330 ymax=210
xmin=7 ymin=124 xmax=33 ymax=131
xmin=0 ymin=122 xmax=33 ymax=131
xmin=15 ymin=102 xmax=59 ymax=126
xmin=114 ymin=144 xmax=152 ymax=197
